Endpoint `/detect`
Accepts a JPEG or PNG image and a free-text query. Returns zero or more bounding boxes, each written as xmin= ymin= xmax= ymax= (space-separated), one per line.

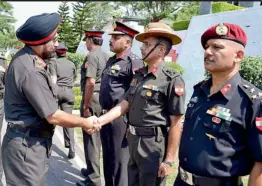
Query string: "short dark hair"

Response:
xmin=88 ymin=36 xmax=103 ymax=46
xmin=156 ymin=37 xmax=172 ymax=56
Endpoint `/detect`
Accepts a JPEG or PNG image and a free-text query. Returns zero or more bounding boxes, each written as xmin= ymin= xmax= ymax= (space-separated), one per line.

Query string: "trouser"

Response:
xmin=2 ymin=127 xmax=52 ymax=186
xmin=80 ymin=92 xmax=102 ymax=186
xmin=173 ymin=169 xmax=243 ymax=186
xmin=126 ymin=126 xmax=167 ymax=186
xmin=58 ymin=86 xmax=75 ymax=149
xmin=0 ymin=99 xmax=4 ymax=186
xmin=100 ymin=115 xmax=129 ymax=186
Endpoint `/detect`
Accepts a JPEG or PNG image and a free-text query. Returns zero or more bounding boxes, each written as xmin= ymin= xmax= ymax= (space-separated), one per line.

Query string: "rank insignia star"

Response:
xmin=252 ymin=95 xmax=257 ymax=100
xmin=249 ymin=88 xmax=255 ymax=93
xmin=258 ymin=92 xmax=262 ymax=97
xmin=215 ymin=23 xmax=228 ymax=36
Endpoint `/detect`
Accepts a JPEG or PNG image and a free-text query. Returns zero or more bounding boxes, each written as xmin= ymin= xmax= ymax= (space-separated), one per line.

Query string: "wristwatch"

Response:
xmin=163 ymin=160 xmax=174 ymax=167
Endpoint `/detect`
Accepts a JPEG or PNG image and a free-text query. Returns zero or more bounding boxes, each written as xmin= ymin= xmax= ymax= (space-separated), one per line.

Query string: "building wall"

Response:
xmin=177 ymin=6 xmax=262 ymax=104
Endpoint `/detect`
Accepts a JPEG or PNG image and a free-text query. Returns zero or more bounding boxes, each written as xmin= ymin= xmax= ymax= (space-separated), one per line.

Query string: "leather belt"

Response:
xmin=8 ymin=124 xmax=54 ymax=139
xmin=129 ymin=125 xmax=157 ymax=136
xmin=179 ymin=167 xmax=242 ymax=186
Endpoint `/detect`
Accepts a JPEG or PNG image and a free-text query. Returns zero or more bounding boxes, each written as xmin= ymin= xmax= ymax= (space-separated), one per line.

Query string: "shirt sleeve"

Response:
xmin=247 ymin=100 xmax=262 ymax=162
xmin=86 ymin=55 xmax=98 ymax=79
xmin=166 ymin=75 xmax=186 ymax=115
xmin=22 ymin=70 xmax=58 ymax=118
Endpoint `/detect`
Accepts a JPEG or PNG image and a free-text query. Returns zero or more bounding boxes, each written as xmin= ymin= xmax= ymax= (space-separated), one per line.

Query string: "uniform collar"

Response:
xmin=23 ymin=45 xmax=38 ymax=58
xmin=141 ymin=61 xmax=165 ymax=78
xmin=202 ymin=72 xmax=242 ymax=100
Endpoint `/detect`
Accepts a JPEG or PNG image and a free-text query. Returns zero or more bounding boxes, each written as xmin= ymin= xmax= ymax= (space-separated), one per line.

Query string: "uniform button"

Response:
xmin=189 ymin=137 xmax=193 ymax=140
xmin=184 ymin=158 xmax=187 ymax=162
xmin=207 ymin=98 xmax=210 ymax=102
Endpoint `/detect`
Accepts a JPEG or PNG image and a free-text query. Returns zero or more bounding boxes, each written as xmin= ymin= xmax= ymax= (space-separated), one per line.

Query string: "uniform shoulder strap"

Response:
xmin=162 ymin=65 xmax=179 ymax=79
xmin=239 ymin=79 xmax=262 ymax=102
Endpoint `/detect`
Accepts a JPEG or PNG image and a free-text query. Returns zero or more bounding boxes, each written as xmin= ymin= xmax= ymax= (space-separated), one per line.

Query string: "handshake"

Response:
xmin=82 ymin=116 xmax=102 ymax=135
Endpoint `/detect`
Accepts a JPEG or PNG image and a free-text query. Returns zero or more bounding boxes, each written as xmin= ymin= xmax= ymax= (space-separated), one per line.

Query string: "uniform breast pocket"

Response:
xmin=140 ymin=88 xmax=164 ymax=111
xmin=202 ymin=114 xmax=232 ymax=133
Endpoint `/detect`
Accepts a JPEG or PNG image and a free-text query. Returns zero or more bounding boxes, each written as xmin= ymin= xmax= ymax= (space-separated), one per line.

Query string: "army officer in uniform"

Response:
xmin=77 ymin=31 xmax=108 ymax=186
xmin=2 ymin=13 xmax=100 ymax=186
xmin=174 ymin=23 xmax=262 ymax=186
xmin=98 ymin=21 xmax=143 ymax=186
xmin=92 ymin=22 xmax=185 ymax=186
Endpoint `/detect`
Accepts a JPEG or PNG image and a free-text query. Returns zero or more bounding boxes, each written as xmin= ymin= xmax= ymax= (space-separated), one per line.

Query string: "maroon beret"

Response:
xmin=201 ymin=23 xmax=247 ymax=48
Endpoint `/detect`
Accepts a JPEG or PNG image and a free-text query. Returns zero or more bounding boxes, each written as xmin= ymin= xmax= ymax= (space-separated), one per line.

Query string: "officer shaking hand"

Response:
xmin=174 ymin=23 xmax=262 ymax=186
xmin=88 ymin=22 xmax=186 ymax=186
xmin=2 ymin=13 xmax=100 ymax=186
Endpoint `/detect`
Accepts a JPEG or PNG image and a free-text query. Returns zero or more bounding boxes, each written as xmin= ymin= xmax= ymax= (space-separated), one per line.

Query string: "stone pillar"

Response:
xmin=239 ymin=1 xmax=261 ymax=8
xmin=199 ymin=2 xmax=212 ymax=15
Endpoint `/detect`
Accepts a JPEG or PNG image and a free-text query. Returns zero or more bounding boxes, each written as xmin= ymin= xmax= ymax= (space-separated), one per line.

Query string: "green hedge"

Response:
xmin=73 ymin=95 xmax=82 ymax=110
xmin=167 ymin=62 xmax=185 ymax=74
xmin=212 ymin=2 xmax=244 ymax=13
xmin=240 ymin=56 xmax=262 ymax=89
xmin=173 ymin=20 xmax=191 ymax=31
xmin=67 ymin=52 xmax=85 ymax=70
xmin=73 ymin=86 xmax=81 ymax=96
xmin=172 ymin=2 xmax=245 ymax=31
xmin=205 ymin=56 xmax=262 ymax=90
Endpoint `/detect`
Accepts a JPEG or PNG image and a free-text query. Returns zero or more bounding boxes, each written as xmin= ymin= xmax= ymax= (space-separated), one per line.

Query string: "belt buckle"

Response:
xmin=180 ymin=167 xmax=194 ymax=185
xmin=129 ymin=125 xmax=136 ymax=135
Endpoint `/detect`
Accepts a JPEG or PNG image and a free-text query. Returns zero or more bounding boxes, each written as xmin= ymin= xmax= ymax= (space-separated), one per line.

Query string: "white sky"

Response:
xmin=10 ymin=2 xmax=73 ymax=30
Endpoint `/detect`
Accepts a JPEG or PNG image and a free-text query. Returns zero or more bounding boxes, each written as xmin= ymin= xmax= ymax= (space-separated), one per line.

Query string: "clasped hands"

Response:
xmin=82 ymin=115 xmax=102 ymax=135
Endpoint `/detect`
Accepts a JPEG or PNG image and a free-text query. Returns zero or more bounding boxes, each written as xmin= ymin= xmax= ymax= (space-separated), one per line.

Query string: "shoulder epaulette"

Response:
xmin=162 ymin=65 xmax=179 ymax=79
xmin=239 ymin=79 xmax=262 ymax=102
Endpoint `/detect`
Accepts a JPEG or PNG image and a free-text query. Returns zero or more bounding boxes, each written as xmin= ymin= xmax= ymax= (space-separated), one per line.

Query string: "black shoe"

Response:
xmin=80 ymin=168 xmax=89 ymax=177
xmin=76 ymin=179 xmax=94 ymax=186
xmin=68 ymin=146 xmax=75 ymax=159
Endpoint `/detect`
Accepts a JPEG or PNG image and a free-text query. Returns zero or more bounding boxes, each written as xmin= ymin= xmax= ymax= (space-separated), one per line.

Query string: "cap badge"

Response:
xmin=215 ymin=23 xmax=228 ymax=36
xmin=112 ymin=22 xmax=117 ymax=29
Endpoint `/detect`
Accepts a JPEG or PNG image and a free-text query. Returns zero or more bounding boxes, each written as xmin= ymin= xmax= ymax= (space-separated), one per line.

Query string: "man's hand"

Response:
xmin=158 ymin=162 xmax=173 ymax=178
xmin=83 ymin=116 xmax=101 ymax=135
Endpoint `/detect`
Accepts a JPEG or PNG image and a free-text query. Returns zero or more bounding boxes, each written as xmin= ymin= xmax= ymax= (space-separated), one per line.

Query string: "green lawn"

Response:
xmin=74 ymin=127 xmax=249 ymax=186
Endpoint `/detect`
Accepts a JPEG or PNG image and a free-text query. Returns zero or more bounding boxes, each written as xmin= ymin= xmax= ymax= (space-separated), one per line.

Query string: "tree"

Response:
xmin=70 ymin=2 xmax=120 ymax=51
xmin=113 ymin=1 xmax=189 ymax=23
xmin=0 ymin=2 xmax=21 ymax=48
xmin=57 ymin=2 xmax=76 ymax=52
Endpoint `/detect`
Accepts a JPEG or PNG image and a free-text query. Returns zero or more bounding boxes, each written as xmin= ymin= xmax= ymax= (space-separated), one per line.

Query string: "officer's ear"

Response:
xmin=235 ymin=49 xmax=244 ymax=63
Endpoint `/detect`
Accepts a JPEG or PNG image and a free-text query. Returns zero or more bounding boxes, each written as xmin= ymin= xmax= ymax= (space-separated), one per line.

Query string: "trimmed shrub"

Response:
xmin=212 ymin=2 xmax=245 ymax=13
xmin=73 ymin=86 xmax=81 ymax=96
xmin=172 ymin=2 xmax=245 ymax=31
xmin=167 ymin=62 xmax=185 ymax=75
xmin=73 ymin=95 xmax=82 ymax=110
xmin=205 ymin=56 xmax=262 ymax=89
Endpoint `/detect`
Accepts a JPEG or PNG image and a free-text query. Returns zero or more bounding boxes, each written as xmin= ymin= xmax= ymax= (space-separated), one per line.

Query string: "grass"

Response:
xmin=74 ymin=128 xmax=249 ymax=186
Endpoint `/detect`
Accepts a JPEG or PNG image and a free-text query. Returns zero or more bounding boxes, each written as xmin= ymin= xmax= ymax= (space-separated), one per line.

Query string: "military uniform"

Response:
xmin=99 ymin=49 xmax=143 ymax=186
xmin=174 ymin=23 xmax=261 ymax=186
xmin=0 ymin=56 xmax=7 ymax=186
xmin=3 ymin=46 xmax=58 ymax=186
xmin=123 ymin=63 xmax=185 ymax=186
xmin=174 ymin=73 xmax=262 ymax=186
xmin=80 ymin=46 xmax=108 ymax=185
xmin=53 ymin=46 xmax=76 ymax=157
xmin=2 ymin=13 xmax=60 ymax=186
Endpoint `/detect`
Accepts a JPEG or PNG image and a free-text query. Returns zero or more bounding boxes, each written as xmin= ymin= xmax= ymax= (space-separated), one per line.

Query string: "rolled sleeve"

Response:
xmin=166 ymin=75 xmax=186 ymax=115
xmin=22 ymin=70 xmax=58 ymax=118
xmin=248 ymin=100 xmax=262 ymax=162
xmin=86 ymin=55 xmax=98 ymax=78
